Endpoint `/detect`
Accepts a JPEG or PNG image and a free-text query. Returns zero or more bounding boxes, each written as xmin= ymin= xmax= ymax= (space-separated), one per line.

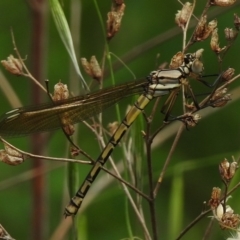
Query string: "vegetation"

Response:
xmin=0 ymin=1 xmax=240 ymax=239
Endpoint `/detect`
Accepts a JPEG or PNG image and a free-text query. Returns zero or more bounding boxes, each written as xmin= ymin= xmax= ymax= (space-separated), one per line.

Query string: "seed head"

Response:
xmin=234 ymin=13 xmax=240 ymax=30
xmin=183 ymin=113 xmax=201 ymax=128
xmin=194 ymin=16 xmax=217 ymax=41
xmin=63 ymin=124 xmax=75 ymax=137
xmin=212 ymin=202 xmax=240 ymax=229
xmin=175 ymin=2 xmax=193 ymax=28
xmin=53 ymin=82 xmax=69 ymax=101
xmin=81 ymin=56 xmax=102 ymax=82
xmin=0 ymin=143 xmax=24 ymax=166
xmin=52 ymin=82 xmax=74 ymax=136
xmin=1 ymin=55 xmax=23 ymax=76
xmin=106 ymin=3 xmax=125 ymax=39
xmin=195 ymin=48 xmax=204 ymax=59
xmin=210 ymin=0 xmax=236 ymax=7
xmin=209 ymin=187 xmax=221 ymax=209
xmin=210 ymin=28 xmax=226 ymax=53
xmin=169 ymin=52 xmax=184 ymax=69
xmin=211 ymin=88 xmax=231 ymax=107
xmin=224 ymin=28 xmax=238 ymax=41
xmin=222 ymin=68 xmax=235 ymax=82
xmin=89 ymin=56 xmax=102 ymax=81
xmin=221 ymin=212 xmax=240 ymax=229
xmin=219 ymin=158 xmax=238 ymax=182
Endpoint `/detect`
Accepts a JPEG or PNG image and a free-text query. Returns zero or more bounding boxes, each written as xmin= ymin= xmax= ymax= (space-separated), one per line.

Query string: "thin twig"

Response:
xmin=176 ymin=182 xmax=240 ymax=240
xmin=101 ymin=165 xmax=151 ymax=201
xmin=182 ymin=0 xmax=196 ymax=51
xmin=196 ymin=73 xmax=240 ymax=111
xmin=0 ymin=136 xmax=150 ymax=199
xmin=0 ymin=224 xmax=15 ymax=240
xmin=185 ymin=1 xmax=212 ymax=50
xmin=153 ymin=124 xmax=185 ymax=197
xmin=202 ymin=217 xmax=215 ymax=240
xmin=10 ymin=29 xmax=47 ymax=93
xmin=145 ymin=116 xmax=158 ymax=240
xmin=0 ymin=136 xmax=92 ymax=164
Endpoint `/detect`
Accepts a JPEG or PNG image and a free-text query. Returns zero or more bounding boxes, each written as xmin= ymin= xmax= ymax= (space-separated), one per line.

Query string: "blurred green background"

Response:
xmin=0 ymin=1 xmax=240 ymax=240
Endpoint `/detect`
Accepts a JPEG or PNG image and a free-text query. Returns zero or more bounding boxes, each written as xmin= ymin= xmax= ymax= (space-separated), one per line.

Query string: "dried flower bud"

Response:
xmin=212 ymin=202 xmax=240 ymax=229
xmin=224 ymin=28 xmax=238 ymax=41
xmin=108 ymin=121 xmax=119 ymax=135
xmin=53 ymin=82 xmax=69 ymax=101
xmin=107 ymin=3 xmax=125 ymax=39
xmin=219 ymin=158 xmax=238 ymax=182
xmin=210 ymin=28 xmax=226 ymax=53
xmin=1 ymin=55 xmax=23 ymax=76
xmin=81 ymin=56 xmax=102 ymax=81
xmin=169 ymin=52 xmax=184 ymax=69
xmin=222 ymin=68 xmax=235 ymax=81
xmin=183 ymin=113 xmax=201 ymax=127
xmin=185 ymin=102 xmax=195 ymax=111
xmin=234 ymin=13 xmax=240 ymax=30
xmin=81 ymin=58 xmax=92 ymax=76
xmin=1 ymin=152 xmax=24 ymax=166
xmin=71 ymin=147 xmax=80 ymax=157
xmin=221 ymin=212 xmax=240 ymax=229
xmin=63 ymin=124 xmax=75 ymax=136
xmin=211 ymin=89 xmax=231 ymax=107
xmin=209 ymin=187 xmax=221 ymax=209
xmin=4 ymin=143 xmax=23 ymax=158
xmin=0 ymin=150 xmax=8 ymax=164
xmin=208 ymin=19 xmax=218 ymax=30
xmin=219 ymin=94 xmax=231 ymax=107
xmin=195 ymin=48 xmax=204 ymax=59
xmin=191 ymin=114 xmax=201 ymax=127
xmin=175 ymin=2 xmax=193 ymax=28
xmin=56 ymin=113 xmax=75 ymax=136
xmin=52 ymin=82 xmax=74 ymax=136
xmin=194 ymin=16 xmax=217 ymax=41
xmin=210 ymin=0 xmax=236 ymax=7
xmin=210 ymin=28 xmax=219 ymax=50
xmin=0 ymin=147 xmax=24 ymax=166
xmin=90 ymin=56 xmax=102 ymax=81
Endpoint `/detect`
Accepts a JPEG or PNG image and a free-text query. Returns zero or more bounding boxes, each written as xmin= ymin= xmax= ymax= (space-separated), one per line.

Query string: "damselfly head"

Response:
xmin=183 ymin=49 xmax=204 ymax=74
xmin=183 ymin=49 xmax=203 ymax=64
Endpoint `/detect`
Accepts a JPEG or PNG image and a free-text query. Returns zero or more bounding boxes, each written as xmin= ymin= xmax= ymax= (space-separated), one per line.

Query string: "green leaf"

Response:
xmin=49 ymin=0 xmax=89 ymax=91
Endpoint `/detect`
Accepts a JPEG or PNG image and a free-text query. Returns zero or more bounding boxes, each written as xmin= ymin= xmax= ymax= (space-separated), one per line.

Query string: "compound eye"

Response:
xmin=192 ymin=59 xmax=204 ymax=74
xmin=184 ymin=54 xmax=191 ymax=64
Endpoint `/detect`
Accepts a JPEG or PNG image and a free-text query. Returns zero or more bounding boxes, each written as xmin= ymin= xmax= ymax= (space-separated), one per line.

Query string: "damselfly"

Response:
xmin=0 ymin=49 xmax=206 ymax=216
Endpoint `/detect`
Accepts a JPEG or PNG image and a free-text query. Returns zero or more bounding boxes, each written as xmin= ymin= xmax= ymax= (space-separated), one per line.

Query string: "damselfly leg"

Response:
xmin=64 ymin=50 xmax=206 ymax=217
xmin=159 ymin=71 xmax=229 ymax=126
